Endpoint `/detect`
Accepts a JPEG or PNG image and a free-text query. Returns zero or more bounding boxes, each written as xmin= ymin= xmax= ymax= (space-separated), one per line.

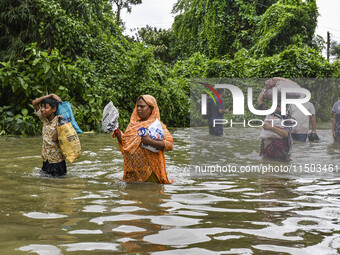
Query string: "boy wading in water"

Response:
xmin=32 ymin=94 xmax=66 ymax=176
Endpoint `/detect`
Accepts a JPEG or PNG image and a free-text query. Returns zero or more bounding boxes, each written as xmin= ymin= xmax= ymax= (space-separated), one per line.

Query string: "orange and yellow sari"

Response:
xmin=118 ymin=95 xmax=173 ymax=184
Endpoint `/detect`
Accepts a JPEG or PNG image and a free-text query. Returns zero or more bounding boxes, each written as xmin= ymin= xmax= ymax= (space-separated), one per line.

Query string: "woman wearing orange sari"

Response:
xmin=114 ymin=95 xmax=173 ymax=184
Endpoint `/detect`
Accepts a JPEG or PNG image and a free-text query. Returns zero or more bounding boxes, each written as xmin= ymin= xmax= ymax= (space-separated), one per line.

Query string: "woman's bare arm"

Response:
xmin=116 ymin=128 xmax=123 ymax=144
xmin=263 ymin=123 xmax=288 ymax=138
xmin=141 ymin=134 xmax=165 ymax=150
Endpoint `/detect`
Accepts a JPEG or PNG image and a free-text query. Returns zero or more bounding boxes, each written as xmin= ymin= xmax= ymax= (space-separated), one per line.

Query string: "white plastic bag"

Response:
xmin=102 ymin=101 xmax=119 ymax=133
xmin=138 ymin=119 xmax=164 ymax=153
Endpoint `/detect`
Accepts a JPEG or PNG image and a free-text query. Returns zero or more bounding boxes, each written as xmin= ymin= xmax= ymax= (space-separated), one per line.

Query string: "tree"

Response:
xmin=0 ymin=0 xmax=190 ymax=135
xmin=172 ymin=0 xmax=194 ymax=14
xmin=136 ymin=26 xmax=175 ymax=63
xmin=171 ymin=0 xmax=280 ymax=59
xmin=0 ymin=0 xmax=119 ymax=60
xmin=171 ymin=0 xmax=319 ymax=60
xmin=0 ymin=0 xmax=39 ymax=60
xmin=251 ymin=0 xmax=318 ymax=57
xmin=331 ymin=40 xmax=340 ymax=60
xmin=110 ymin=0 xmax=142 ymax=25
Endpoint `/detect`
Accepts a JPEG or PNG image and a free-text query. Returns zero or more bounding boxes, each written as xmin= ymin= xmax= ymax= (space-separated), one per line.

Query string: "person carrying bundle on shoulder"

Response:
xmin=32 ymin=94 xmax=66 ymax=177
xmin=258 ymin=88 xmax=294 ymax=161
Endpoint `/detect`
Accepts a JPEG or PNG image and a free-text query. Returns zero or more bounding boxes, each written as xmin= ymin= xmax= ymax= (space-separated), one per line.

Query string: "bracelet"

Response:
xmin=112 ymin=129 xmax=119 ymax=138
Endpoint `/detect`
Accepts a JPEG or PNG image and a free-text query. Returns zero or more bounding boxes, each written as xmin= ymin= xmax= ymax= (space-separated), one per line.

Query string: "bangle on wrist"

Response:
xmin=112 ymin=129 xmax=119 ymax=138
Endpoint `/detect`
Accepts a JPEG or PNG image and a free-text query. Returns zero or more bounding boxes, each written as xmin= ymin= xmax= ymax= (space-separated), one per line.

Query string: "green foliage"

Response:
xmin=0 ymin=0 xmax=189 ymax=135
xmin=172 ymin=53 xmax=208 ymax=78
xmin=171 ymin=0 xmax=322 ymax=60
xmin=251 ymin=0 xmax=318 ymax=57
xmin=331 ymin=40 xmax=340 ymax=60
xmin=0 ymin=43 xmax=84 ymax=135
xmin=0 ymin=106 xmax=37 ymax=136
xmin=1 ymin=0 xmax=339 ymax=136
xmin=172 ymin=47 xmax=340 ymax=124
xmin=135 ymin=26 xmax=176 ymax=63
xmin=172 ymin=46 xmax=338 ymax=79
xmin=295 ymin=79 xmax=339 ymax=121
xmin=171 ymin=0 xmax=280 ymax=59
xmin=0 ymin=41 xmax=190 ymax=135
xmin=0 ymin=0 xmax=120 ymax=61
xmin=0 ymin=0 xmax=39 ymax=60
xmin=110 ymin=0 xmax=142 ymax=25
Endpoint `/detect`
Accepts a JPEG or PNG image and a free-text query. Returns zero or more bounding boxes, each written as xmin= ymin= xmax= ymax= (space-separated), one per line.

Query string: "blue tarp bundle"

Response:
xmin=56 ymin=102 xmax=83 ymax=134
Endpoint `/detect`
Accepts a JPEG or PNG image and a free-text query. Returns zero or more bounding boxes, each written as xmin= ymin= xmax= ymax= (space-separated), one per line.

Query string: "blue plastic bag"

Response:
xmin=56 ymin=102 xmax=83 ymax=134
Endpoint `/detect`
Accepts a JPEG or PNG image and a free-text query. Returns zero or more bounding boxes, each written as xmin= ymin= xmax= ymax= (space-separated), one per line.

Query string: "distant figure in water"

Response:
xmin=258 ymin=89 xmax=294 ymax=161
xmin=32 ymin=94 xmax=66 ymax=176
xmin=208 ymin=88 xmax=229 ymax=136
xmin=332 ymin=91 xmax=340 ymax=142
xmin=289 ymin=99 xmax=319 ymax=142
xmin=113 ymin=95 xmax=173 ymax=184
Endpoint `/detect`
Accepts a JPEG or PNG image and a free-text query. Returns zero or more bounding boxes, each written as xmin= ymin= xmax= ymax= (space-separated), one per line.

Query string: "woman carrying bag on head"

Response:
xmin=258 ymin=89 xmax=294 ymax=161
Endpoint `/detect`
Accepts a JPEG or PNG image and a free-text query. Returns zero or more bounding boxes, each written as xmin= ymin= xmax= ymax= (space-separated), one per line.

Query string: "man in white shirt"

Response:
xmin=289 ymin=102 xmax=318 ymax=142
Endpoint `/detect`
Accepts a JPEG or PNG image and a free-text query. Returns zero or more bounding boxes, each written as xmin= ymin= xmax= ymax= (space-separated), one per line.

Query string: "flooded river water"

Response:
xmin=1 ymin=126 xmax=340 ymax=254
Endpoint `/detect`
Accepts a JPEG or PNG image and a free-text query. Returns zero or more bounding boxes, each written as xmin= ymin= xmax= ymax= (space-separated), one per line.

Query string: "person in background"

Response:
xmin=258 ymin=89 xmax=294 ymax=161
xmin=208 ymin=88 xmax=229 ymax=136
xmin=32 ymin=94 xmax=66 ymax=176
xmin=332 ymin=91 xmax=340 ymax=142
xmin=114 ymin=95 xmax=173 ymax=184
xmin=289 ymin=101 xmax=319 ymax=142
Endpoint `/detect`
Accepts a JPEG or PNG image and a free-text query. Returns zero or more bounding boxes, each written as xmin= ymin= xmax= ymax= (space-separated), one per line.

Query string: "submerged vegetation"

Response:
xmin=1 ymin=0 xmax=339 ymax=135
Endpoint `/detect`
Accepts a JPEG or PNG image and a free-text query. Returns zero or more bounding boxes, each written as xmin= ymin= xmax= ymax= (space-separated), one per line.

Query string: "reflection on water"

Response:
xmin=190 ymin=126 xmax=340 ymax=179
xmin=0 ymin=128 xmax=339 ymax=254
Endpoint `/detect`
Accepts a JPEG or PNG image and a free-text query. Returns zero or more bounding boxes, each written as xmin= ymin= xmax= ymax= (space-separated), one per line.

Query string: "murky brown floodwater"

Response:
xmin=1 ymin=126 xmax=340 ymax=254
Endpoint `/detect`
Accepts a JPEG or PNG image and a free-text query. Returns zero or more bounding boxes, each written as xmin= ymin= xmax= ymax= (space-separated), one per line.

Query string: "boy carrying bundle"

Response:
xmin=32 ymin=94 xmax=66 ymax=176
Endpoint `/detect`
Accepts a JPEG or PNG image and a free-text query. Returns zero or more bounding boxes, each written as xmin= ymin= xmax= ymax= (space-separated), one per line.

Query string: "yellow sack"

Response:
xmin=58 ymin=122 xmax=81 ymax=163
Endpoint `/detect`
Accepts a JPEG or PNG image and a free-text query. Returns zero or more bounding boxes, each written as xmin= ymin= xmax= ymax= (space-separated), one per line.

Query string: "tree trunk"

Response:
xmin=116 ymin=2 xmax=122 ymax=25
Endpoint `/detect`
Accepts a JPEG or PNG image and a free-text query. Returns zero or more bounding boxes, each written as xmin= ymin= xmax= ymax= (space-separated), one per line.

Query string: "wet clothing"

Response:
xmin=290 ymin=102 xmax=315 ymax=135
xmin=258 ymin=103 xmax=293 ymax=161
xmin=146 ymin=171 xmax=161 ymax=183
xmin=42 ymin=160 xmax=67 ymax=176
xmin=335 ymin=135 xmax=340 ymax=142
xmin=35 ymin=109 xmax=65 ymax=163
xmin=292 ymin=133 xmax=307 ymax=142
xmin=35 ymin=109 xmax=66 ymax=176
xmin=118 ymin=95 xmax=173 ymax=184
xmin=208 ymin=95 xmax=224 ymax=136
xmin=332 ymin=100 xmax=340 ymax=136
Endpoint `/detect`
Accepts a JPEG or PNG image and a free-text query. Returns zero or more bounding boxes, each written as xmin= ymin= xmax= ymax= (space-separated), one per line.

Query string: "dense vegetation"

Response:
xmin=0 ymin=0 xmax=189 ymax=135
xmin=1 ymin=0 xmax=339 ymax=135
